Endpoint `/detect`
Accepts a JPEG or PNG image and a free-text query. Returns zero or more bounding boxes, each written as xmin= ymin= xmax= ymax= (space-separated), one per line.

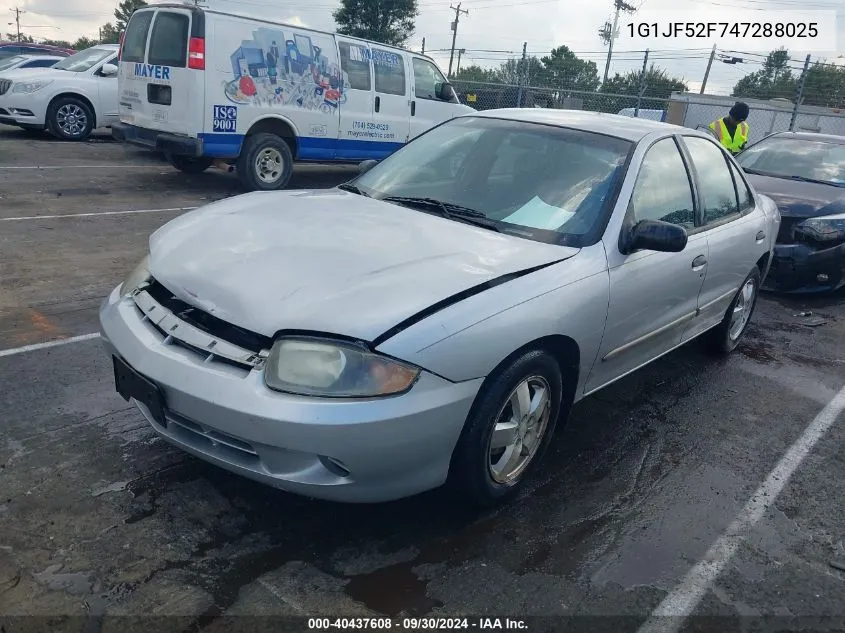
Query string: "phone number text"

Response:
xmin=629 ymin=22 xmax=819 ymax=38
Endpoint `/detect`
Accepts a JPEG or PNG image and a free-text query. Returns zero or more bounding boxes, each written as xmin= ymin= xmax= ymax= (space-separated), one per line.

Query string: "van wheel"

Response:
xmin=236 ymin=133 xmax=294 ymax=191
xmin=48 ymin=97 xmax=94 ymax=141
xmin=167 ymin=154 xmax=214 ymax=174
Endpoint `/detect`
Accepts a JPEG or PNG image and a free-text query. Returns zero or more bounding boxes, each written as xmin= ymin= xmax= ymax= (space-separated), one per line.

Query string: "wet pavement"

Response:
xmin=1 ymin=125 xmax=844 ymax=632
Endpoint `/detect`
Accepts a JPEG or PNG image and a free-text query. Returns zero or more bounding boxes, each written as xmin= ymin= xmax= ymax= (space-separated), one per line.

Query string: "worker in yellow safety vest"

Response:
xmin=709 ymin=102 xmax=750 ymax=154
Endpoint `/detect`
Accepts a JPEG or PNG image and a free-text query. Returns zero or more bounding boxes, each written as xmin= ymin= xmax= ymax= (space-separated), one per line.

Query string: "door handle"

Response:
xmin=692 ymin=255 xmax=707 ymax=271
xmin=411 ymin=100 xmax=416 ymax=116
xmin=375 ymin=96 xmax=380 ymax=112
xmin=756 ymin=230 xmax=766 ymax=242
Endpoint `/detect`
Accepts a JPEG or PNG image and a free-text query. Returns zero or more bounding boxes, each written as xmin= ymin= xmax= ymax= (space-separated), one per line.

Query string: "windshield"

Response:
xmin=353 ymin=117 xmax=632 ymax=246
xmin=0 ymin=55 xmax=26 ymax=71
xmin=53 ymin=47 xmax=113 ymax=72
xmin=737 ymin=136 xmax=845 ymax=186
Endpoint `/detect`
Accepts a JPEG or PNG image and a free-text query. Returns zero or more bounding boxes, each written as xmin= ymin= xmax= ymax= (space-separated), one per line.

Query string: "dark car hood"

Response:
xmin=746 ymin=173 xmax=845 ymax=219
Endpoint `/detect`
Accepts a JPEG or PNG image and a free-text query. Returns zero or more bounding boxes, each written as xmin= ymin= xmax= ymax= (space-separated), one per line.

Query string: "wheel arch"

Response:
xmin=47 ymin=92 xmax=97 ymax=129
xmin=244 ymin=116 xmax=299 ymax=159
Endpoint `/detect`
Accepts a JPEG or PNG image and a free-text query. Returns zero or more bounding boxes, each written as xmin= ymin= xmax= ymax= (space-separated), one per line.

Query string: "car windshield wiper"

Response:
xmin=788 ymin=175 xmax=845 ymax=188
xmin=381 ymin=196 xmax=502 ymax=232
xmin=337 ymin=183 xmax=370 ymax=197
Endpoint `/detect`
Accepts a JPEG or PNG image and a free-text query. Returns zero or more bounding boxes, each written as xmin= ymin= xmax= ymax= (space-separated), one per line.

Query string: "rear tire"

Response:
xmin=47 ymin=96 xmax=94 ymax=141
xmin=448 ymin=349 xmax=564 ymax=507
xmin=235 ymin=133 xmax=294 ymax=191
xmin=166 ymin=154 xmax=214 ymax=174
xmin=705 ymin=267 xmax=761 ymax=354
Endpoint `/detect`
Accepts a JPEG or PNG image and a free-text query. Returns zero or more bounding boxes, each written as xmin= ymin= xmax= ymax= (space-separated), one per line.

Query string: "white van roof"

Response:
xmin=143 ymin=2 xmax=438 ymax=64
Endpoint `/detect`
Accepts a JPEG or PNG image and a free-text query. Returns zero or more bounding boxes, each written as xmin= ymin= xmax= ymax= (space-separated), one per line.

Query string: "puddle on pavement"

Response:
xmin=737 ymin=342 xmax=778 ymax=364
xmin=344 ymin=561 xmax=442 ymax=616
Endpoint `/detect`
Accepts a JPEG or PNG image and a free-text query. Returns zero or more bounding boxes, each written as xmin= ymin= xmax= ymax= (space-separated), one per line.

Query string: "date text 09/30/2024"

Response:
xmin=629 ymin=22 xmax=818 ymax=38
xmin=307 ymin=617 xmax=528 ymax=630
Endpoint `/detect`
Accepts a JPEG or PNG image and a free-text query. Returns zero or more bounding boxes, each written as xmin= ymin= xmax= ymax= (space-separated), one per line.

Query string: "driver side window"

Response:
xmin=413 ymin=58 xmax=446 ymax=101
xmin=629 ymin=137 xmax=695 ymax=229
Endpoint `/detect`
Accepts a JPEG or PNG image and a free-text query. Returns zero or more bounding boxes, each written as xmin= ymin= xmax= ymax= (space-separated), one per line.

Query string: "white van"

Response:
xmin=111 ymin=2 xmax=474 ymax=190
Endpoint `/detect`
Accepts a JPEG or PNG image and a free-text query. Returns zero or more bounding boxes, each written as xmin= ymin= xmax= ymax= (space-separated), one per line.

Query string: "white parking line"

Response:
xmin=0 ymin=207 xmax=196 ymax=222
xmin=637 ymin=382 xmax=845 ymax=633
xmin=0 ymin=333 xmax=100 ymax=358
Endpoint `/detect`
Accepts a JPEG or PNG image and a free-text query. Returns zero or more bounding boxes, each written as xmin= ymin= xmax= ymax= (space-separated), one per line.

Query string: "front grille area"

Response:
xmin=0 ymin=79 xmax=10 ymax=96
xmin=776 ymin=217 xmax=804 ymax=244
xmin=131 ymin=279 xmax=272 ymax=371
xmin=145 ymin=280 xmax=272 ymax=353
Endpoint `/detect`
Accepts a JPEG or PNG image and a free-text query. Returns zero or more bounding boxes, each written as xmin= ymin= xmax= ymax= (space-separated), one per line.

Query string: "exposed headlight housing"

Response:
xmin=11 ymin=79 xmax=53 ymax=94
xmin=120 ymin=255 xmax=151 ymax=297
xmin=795 ymin=212 xmax=845 ymax=243
xmin=264 ymin=337 xmax=421 ymax=398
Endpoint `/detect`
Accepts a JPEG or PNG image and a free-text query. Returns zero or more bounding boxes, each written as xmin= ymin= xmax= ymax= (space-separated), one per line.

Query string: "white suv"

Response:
xmin=0 ymin=44 xmax=119 ymax=140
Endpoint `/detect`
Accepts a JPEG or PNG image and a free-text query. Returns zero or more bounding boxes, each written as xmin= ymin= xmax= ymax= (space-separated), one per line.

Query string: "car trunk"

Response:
xmin=118 ymin=6 xmax=204 ymax=138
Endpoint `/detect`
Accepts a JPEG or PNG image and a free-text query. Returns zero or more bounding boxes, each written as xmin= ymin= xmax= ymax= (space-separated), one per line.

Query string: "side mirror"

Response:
xmin=622 ymin=219 xmax=688 ymax=254
xmin=435 ymin=82 xmax=457 ymax=102
xmin=358 ymin=159 xmax=378 ymax=174
xmin=100 ymin=63 xmax=118 ymax=76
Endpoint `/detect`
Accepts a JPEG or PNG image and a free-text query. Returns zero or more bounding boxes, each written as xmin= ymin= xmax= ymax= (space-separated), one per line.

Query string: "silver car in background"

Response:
xmin=99 ymin=109 xmax=781 ymax=506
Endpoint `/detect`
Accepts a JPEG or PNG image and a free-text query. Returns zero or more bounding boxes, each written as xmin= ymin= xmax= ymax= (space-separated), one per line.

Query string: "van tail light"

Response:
xmin=118 ymin=31 xmax=125 ymax=60
xmin=188 ymin=37 xmax=205 ymax=70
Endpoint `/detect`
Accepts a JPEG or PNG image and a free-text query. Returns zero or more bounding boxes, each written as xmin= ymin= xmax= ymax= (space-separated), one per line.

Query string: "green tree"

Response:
xmin=802 ymin=62 xmax=845 ymax=107
xmin=41 ymin=38 xmax=75 ymax=48
xmin=333 ymin=0 xmax=418 ymax=47
xmin=72 ymin=36 xmax=98 ymax=50
xmin=4 ymin=33 xmax=34 ymax=43
xmin=494 ymin=56 xmax=544 ymax=85
xmin=115 ymin=0 xmax=148 ymax=32
xmin=596 ymin=64 xmax=687 ymax=112
xmin=99 ymin=23 xmax=121 ymax=44
xmin=732 ymin=48 xmax=796 ymax=101
xmin=539 ymin=45 xmax=600 ymax=92
xmin=453 ymin=64 xmax=499 ymax=83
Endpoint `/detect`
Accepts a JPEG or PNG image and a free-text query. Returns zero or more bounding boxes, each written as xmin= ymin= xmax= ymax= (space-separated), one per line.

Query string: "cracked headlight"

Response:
xmin=11 ymin=79 xmax=53 ymax=94
xmin=120 ymin=255 xmax=150 ymax=297
xmin=264 ymin=337 xmax=421 ymax=398
xmin=796 ymin=213 xmax=845 ymax=243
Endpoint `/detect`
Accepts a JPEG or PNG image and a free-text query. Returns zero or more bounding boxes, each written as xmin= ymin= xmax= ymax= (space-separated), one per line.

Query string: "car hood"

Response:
xmin=0 ymin=67 xmax=72 ymax=82
xmin=746 ymin=173 xmax=845 ymax=219
xmin=147 ymin=190 xmax=579 ymax=341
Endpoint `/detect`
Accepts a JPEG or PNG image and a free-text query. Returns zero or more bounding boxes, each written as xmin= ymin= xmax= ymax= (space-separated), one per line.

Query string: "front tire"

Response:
xmin=449 ymin=349 xmax=564 ymax=507
xmin=48 ymin=97 xmax=94 ymax=141
xmin=705 ymin=267 xmax=761 ymax=354
xmin=166 ymin=154 xmax=214 ymax=174
xmin=235 ymin=133 xmax=294 ymax=191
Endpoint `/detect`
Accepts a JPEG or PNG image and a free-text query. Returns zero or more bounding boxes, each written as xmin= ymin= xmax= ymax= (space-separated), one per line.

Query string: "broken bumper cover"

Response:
xmin=98 ymin=285 xmax=482 ymax=503
xmin=112 ymin=122 xmax=203 ymax=157
xmin=762 ymin=241 xmax=845 ymax=293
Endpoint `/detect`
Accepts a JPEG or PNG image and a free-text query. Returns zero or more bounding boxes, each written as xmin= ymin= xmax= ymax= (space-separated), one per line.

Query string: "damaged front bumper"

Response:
xmin=762 ymin=240 xmax=845 ymax=294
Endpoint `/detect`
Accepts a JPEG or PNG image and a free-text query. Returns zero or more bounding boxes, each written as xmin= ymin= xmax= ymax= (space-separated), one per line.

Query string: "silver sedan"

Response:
xmin=99 ymin=109 xmax=781 ymax=505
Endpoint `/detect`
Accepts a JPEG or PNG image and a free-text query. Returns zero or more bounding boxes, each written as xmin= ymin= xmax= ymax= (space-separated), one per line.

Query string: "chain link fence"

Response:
xmin=450 ymin=79 xmax=670 ymax=117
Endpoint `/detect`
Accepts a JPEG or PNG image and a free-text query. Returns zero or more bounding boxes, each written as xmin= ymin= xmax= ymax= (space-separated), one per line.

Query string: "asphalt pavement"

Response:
xmin=1 ymin=124 xmax=844 ymax=633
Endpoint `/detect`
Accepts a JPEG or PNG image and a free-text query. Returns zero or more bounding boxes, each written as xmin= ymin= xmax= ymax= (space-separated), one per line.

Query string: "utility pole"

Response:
xmin=634 ymin=48 xmax=649 ymax=117
xmin=600 ymin=0 xmax=636 ymax=84
xmin=516 ymin=41 xmax=527 ymax=106
xmin=421 ymin=37 xmax=425 ymax=55
xmin=700 ymin=43 xmax=716 ymax=93
xmin=456 ymin=48 xmax=465 ymax=75
xmin=447 ymin=3 xmax=468 ymax=78
xmin=790 ymin=54 xmax=811 ymax=131
xmin=10 ymin=7 xmax=24 ymax=42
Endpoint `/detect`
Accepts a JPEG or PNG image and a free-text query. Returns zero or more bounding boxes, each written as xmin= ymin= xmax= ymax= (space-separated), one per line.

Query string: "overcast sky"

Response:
xmin=3 ymin=0 xmax=843 ymax=95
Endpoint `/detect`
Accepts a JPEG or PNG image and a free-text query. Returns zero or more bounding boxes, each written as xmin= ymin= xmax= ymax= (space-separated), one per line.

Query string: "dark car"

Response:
xmin=736 ymin=132 xmax=845 ymax=293
xmin=0 ymin=42 xmax=75 ymax=61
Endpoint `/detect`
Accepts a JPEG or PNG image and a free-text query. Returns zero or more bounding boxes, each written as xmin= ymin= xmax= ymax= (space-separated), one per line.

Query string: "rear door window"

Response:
xmin=339 ymin=42 xmax=371 ymax=91
xmin=122 ymin=10 xmax=154 ymax=63
xmin=147 ymin=12 xmax=189 ymax=68
xmin=372 ymin=49 xmax=405 ymax=95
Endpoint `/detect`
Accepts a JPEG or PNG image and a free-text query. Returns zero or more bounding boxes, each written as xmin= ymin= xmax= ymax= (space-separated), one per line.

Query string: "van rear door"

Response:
xmin=118 ymin=6 xmax=204 ymax=138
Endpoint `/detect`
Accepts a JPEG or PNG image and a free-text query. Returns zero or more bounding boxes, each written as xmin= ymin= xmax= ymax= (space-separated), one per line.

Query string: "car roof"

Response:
xmin=468 ymin=108 xmax=692 ymax=141
xmin=17 ymin=54 xmax=63 ymax=59
xmin=767 ymin=131 xmax=845 ymax=144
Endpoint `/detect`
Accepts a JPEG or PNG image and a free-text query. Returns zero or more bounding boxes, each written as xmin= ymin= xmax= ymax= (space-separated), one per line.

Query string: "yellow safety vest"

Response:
xmin=709 ymin=118 xmax=749 ymax=153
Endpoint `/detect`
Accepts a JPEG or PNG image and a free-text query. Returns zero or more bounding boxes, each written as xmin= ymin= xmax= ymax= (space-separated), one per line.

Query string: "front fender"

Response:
xmin=375 ymin=243 xmax=610 ymax=398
